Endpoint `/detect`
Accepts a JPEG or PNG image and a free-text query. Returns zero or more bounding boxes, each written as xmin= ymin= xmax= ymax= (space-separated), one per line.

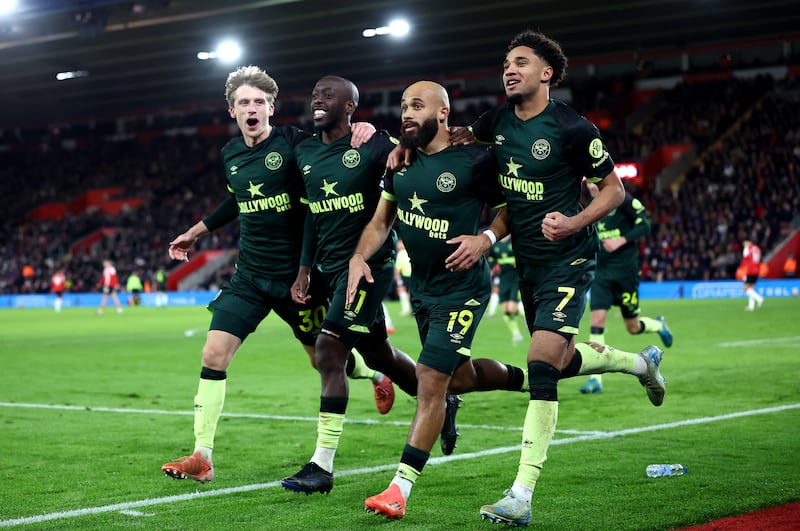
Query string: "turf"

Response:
xmin=1 ymin=298 xmax=798 ymax=529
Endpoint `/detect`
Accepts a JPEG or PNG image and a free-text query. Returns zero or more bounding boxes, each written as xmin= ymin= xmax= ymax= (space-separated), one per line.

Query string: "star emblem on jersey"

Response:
xmin=506 ymin=157 xmax=522 ymax=177
xmin=597 ymin=221 xmax=606 ymax=232
xmin=247 ymin=180 xmax=265 ymax=198
xmin=321 ymin=179 xmax=339 ymax=197
xmin=408 ymin=191 xmax=427 ymax=214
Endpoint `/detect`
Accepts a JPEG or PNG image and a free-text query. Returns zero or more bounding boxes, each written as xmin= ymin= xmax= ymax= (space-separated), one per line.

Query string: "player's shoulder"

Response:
xmin=449 ymin=143 xmax=494 ymax=164
xmin=365 ymin=129 xmax=398 ymax=147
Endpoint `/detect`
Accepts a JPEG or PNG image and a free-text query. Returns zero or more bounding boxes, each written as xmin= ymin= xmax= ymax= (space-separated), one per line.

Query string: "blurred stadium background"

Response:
xmin=1 ymin=0 xmax=799 ymax=305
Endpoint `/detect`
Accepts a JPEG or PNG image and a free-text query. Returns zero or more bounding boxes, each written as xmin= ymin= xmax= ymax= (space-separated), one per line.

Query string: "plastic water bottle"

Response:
xmin=646 ymin=464 xmax=688 ymax=477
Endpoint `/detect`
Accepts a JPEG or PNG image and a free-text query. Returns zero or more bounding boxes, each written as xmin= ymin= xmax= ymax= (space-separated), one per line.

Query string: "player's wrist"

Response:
xmin=483 ymin=229 xmax=498 ymax=246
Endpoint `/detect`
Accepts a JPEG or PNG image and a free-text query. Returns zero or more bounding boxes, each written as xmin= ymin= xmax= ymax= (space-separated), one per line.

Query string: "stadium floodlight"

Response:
xmin=362 ymin=18 xmax=410 ymax=38
xmin=388 ymin=18 xmax=410 ymax=37
xmin=56 ymin=70 xmax=89 ymax=81
xmin=216 ymin=40 xmax=242 ymax=63
xmin=0 ymin=0 xmax=17 ymax=16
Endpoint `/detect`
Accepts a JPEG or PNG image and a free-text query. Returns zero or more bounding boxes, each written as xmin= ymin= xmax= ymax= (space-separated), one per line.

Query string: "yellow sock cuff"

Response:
xmin=396 ymin=463 xmax=422 ymax=485
xmin=516 ymin=400 xmax=558 ymax=489
xmin=316 ymin=412 xmax=345 ymax=449
xmin=639 ymin=317 xmax=661 ymax=333
xmin=348 ymin=351 xmax=377 ymax=380
xmin=194 ymin=378 xmax=226 ymax=449
xmin=575 ymin=342 xmax=637 ymax=374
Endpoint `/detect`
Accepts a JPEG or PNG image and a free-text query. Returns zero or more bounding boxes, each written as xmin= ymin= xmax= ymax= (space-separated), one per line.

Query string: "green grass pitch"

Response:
xmin=1 ymin=298 xmax=798 ymax=529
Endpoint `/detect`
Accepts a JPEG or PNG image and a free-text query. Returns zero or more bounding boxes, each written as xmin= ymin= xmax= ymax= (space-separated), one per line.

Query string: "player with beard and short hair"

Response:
xmin=349 ymin=81 xmax=529 ymax=520
xmin=161 ymin=66 xmax=389 ymax=484
xmin=406 ymin=31 xmax=669 ymax=526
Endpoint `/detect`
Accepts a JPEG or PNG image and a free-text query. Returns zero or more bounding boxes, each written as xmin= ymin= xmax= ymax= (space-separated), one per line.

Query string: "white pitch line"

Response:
xmin=1 ymin=403 xmax=798 ymax=528
xmin=718 ymin=335 xmax=800 ymax=347
xmin=0 ymin=401 xmax=539 ymax=433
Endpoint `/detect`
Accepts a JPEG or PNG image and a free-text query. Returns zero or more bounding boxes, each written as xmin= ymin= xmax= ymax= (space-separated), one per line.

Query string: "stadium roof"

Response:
xmin=1 ymin=0 xmax=799 ymax=128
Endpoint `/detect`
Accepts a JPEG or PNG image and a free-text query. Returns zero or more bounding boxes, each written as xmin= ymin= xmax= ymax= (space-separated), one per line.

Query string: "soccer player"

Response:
xmin=50 ymin=268 xmax=67 ymax=312
xmin=439 ymin=31 xmax=668 ymax=526
xmin=153 ymin=265 xmax=169 ymax=307
xmin=579 ymin=182 xmax=673 ymax=394
xmin=740 ymin=239 xmax=765 ymax=311
xmin=126 ymin=269 xmax=144 ymax=306
xmin=281 ymin=76 xmax=469 ymax=496
xmin=394 ymin=239 xmax=412 ymax=317
xmin=352 ymin=80 xmax=529 ymax=521
xmin=97 ymin=259 xmax=123 ymax=314
xmin=161 ymin=66 xmax=391 ymax=484
xmin=488 ymin=235 xmax=525 ymax=345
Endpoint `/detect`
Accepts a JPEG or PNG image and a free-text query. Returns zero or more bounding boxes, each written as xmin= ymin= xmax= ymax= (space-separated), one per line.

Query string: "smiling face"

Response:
xmin=310 ymin=76 xmax=356 ymax=133
xmin=228 ymin=84 xmax=274 ymax=147
xmin=503 ymin=45 xmax=553 ymax=106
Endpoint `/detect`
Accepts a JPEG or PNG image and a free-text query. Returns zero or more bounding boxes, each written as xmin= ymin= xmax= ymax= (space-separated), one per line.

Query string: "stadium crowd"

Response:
xmin=2 ymin=74 xmax=798 ymax=295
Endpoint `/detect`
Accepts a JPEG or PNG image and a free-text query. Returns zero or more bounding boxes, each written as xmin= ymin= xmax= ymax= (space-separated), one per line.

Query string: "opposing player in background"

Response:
xmin=97 ymin=259 xmax=123 ymax=314
xmin=580 ymin=182 xmax=673 ymax=394
xmin=740 ymin=239 xmax=765 ymax=311
xmin=50 ymin=268 xmax=67 ymax=312
xmin=161 ymin=66 xmax=390 ymax=484
xmin=488 ymin=235 xmax=525 ymax=345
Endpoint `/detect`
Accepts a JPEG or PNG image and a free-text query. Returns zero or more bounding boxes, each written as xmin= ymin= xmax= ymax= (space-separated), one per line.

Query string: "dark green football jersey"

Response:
xmin=220 ymin=125 xmax=310 ymax=279
xmin=488 ymin=238 xmax=518 ymax=284
xmin=471 ymin=100 xmax=615 ymax=266
xmin=383 ymin=144 xmax=504 ymax=299
xmin=297 ymin=131 xmax=397 ymax=273
xmin=595 ymin=192 xmax=651 ymax=279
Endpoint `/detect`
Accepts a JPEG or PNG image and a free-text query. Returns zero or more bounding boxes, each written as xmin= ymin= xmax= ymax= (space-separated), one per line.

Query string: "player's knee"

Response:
xmin=314 ymin=333 xmax=348 ymax=374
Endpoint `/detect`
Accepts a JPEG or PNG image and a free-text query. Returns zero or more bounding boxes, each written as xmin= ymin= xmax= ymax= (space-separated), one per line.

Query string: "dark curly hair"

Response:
xmin=508 ymin=30 xmax=568 ymax=87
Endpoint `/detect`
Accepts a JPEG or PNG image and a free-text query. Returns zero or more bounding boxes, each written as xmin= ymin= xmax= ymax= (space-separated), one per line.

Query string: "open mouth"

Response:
xmin=313 ymin=109 xmax=327 ymax=120
xmin=246 ymin=118 xmax=258 ymax=127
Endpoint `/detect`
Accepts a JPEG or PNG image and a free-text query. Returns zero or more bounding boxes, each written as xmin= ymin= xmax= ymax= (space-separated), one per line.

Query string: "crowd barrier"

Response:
xmin=2 ymin=280 xmax=798 ymax=310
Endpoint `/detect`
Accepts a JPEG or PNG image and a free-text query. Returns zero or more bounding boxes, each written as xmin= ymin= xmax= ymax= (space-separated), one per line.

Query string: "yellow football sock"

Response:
xmin=516 ymin=400 xmax=558 ymax=489
xmin=194 ymin=378 xmax=225 ymax=450
xmin=316 ymin=411 xmax=345 ymax=449
xmin=639 ymin=317 xmax=662 ymax=333
xmin=574 ymin=342 xmax=638 ymax=375
xmin=348 ymin=351 xmax=377 ymax=380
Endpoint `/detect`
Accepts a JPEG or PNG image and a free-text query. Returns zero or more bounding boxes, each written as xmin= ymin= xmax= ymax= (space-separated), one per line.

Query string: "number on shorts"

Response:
xmin=447 ymin=309 xmax=474 ymax=335
xmin=299 ymin=305 xmax=326 ymax=332
xmin=555 ymin=286 xmax=575 ymax=312
xmin=347 ymin=289 xmax=367 ymax=315
xmin=621 ymin=291 xmax=638 ymax=307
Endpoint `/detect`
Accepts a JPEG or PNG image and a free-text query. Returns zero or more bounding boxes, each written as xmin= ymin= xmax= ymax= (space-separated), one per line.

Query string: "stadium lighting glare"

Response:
xmin=197 ymin=51 xmax=215 ymax=60
xmin=388 ymin=19 xmax=410 ymax=37
xmin=216 ymin=40 xmax=242 ymax=63
xmin=362 ymin=18 xmax=410 ymax=38
xmin=55 ymin=70 xmax=89 ymax=81
xmin=0 ymin=0 xmax=17 ymax=16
